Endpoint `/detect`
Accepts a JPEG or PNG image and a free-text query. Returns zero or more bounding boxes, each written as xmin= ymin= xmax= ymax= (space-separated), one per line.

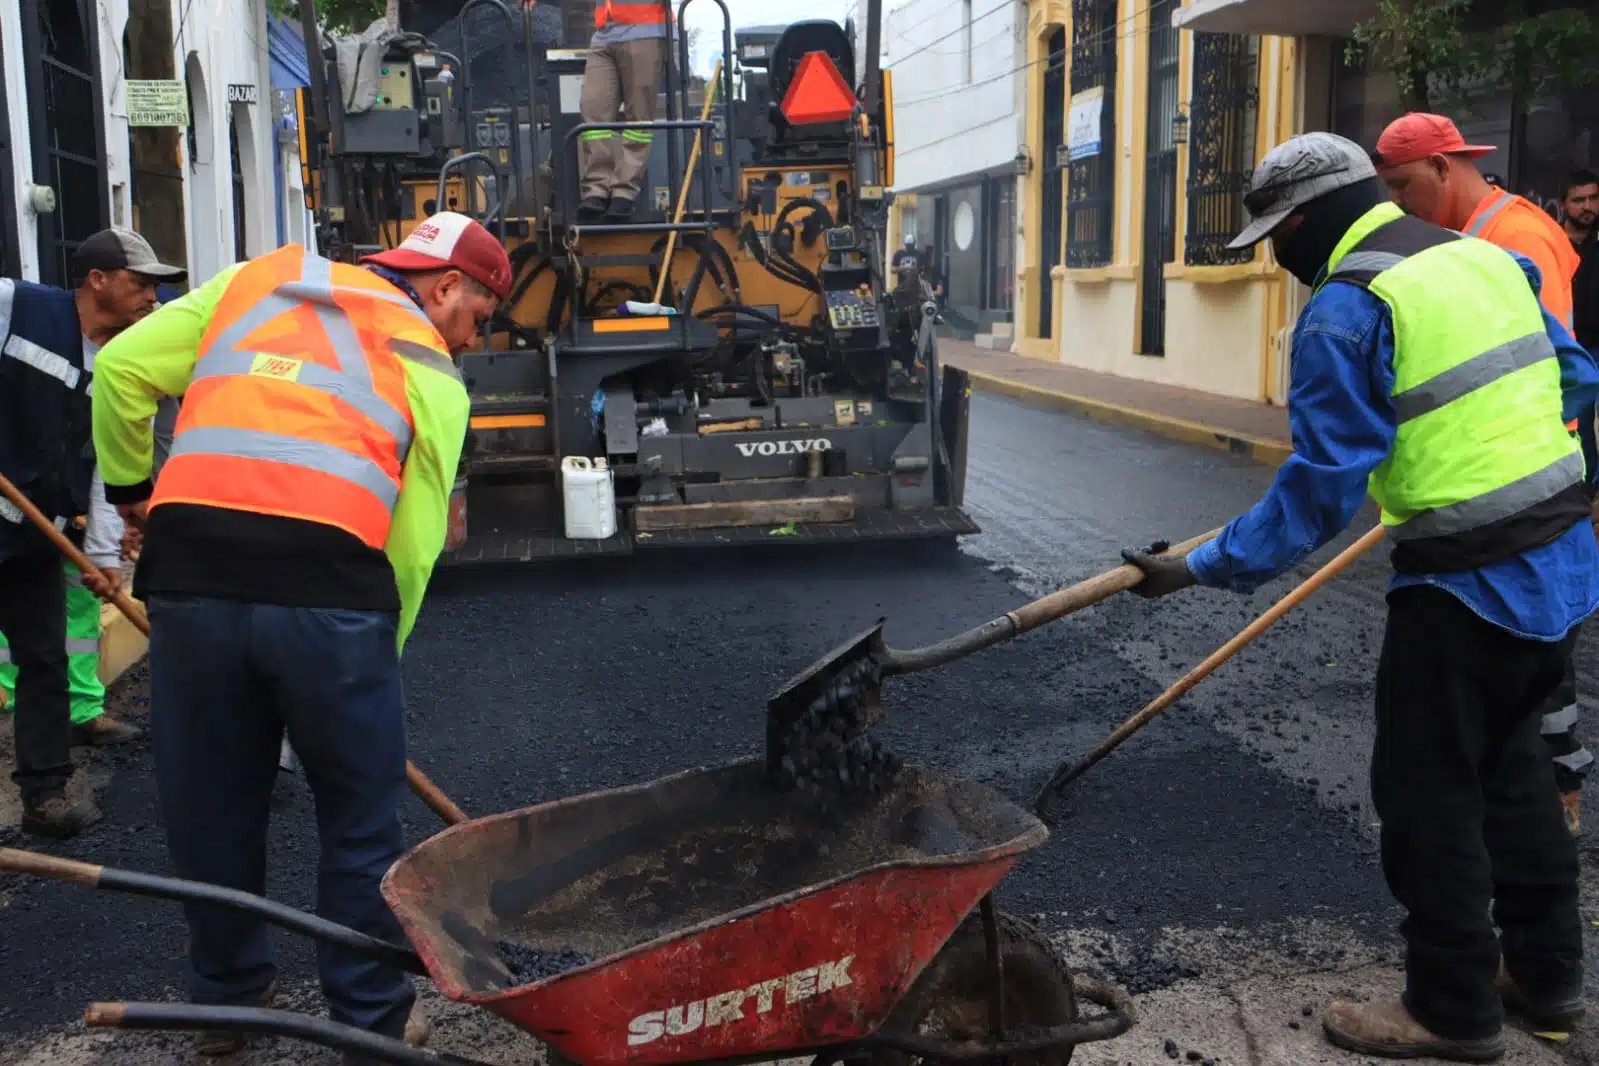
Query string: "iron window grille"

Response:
xmin=1065 ymin=0 xmax=1117 ymax=269
xmin=1183 ymin=31 xmax=1260 ymax=267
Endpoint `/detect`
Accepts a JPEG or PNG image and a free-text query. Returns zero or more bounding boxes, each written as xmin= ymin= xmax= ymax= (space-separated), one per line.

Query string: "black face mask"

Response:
xmin=1273 ymin=177 xmax=1387 ymax=287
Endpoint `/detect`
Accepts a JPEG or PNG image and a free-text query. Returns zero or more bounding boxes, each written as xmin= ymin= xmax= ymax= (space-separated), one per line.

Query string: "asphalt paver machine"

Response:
xmin=292 ymin=0 xmax=978 ymax=564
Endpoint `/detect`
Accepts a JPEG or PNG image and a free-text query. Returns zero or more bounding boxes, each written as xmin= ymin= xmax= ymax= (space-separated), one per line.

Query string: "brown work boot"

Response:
xmin=72 ymin=714 xmax=144 ymax=747
xmin=1496 ymin=960 xmax=1586 ymax=1031
xmin=1561 ymin=791 xmax=1581 ymax=836
xmin=1321 ymin=998 xmax=1503 ymax=1061
xmin=196 ymin=981 xmax=278 ymax=1056
xmin=20 ymin=795 xmax=103 ymax=839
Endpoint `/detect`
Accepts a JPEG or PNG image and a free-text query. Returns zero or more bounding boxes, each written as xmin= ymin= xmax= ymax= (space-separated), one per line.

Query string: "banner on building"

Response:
xmin=127 ymin=81 xmax=189 ymax=127
xmin=1067 ymin=87 xmax=1104 ymax=162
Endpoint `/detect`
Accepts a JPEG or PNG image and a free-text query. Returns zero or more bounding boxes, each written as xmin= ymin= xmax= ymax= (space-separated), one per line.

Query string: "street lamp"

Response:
xmin=1171 ymin=111 xmax=1189 ymax=146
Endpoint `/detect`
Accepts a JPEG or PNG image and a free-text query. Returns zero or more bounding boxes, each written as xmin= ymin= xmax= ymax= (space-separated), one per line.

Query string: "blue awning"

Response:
xmin=268 ymin=14 xmax=312 ymax=90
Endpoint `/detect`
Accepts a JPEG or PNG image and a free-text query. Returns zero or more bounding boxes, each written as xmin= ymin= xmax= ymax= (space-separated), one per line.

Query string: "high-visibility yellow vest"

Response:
xmin=1320 ymin=202 xmax=1589 ymax=572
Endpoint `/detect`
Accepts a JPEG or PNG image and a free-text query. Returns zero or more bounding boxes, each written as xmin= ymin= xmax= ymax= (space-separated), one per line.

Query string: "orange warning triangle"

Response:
xmin=780 ymin=51 xmax=859 ymax=125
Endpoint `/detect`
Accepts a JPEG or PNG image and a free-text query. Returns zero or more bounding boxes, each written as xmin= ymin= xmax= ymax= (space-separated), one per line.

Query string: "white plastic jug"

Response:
xmin=562 ymin=456 xmax=617 ymax=540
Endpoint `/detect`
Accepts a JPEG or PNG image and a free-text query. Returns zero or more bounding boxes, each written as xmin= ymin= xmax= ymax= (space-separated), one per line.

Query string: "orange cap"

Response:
xmin=1373 ymin=113 xmax=1496 ymax=169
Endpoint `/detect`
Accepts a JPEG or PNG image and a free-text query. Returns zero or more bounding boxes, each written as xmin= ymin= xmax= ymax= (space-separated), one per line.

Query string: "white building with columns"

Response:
xmin=2 ymin=0 xmax=312 ymax=289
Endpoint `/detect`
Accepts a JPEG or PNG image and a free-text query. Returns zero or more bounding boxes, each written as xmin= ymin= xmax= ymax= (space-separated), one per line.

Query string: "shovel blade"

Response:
xmin=766 ymin=620 xmax=887 ymax=776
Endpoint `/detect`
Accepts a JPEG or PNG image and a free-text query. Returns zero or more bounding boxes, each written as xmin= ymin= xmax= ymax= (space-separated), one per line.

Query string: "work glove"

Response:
xmin=1120 ymin=545 xmax=1197 ymax=600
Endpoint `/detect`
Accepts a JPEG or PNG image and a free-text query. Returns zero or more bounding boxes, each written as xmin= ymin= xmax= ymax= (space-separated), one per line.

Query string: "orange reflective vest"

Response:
xmin=594 ymin=0 xmax=669 ymax=29
xmin=152 ymin=245 xmax=451 ymax=550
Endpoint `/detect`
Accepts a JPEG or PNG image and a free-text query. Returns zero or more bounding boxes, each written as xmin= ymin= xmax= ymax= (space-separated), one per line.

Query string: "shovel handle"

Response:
xmin=887 ymin=528 xmax=1224 ymax=675
xmin=1034 ymin=524 xmax=1387 ymax=812
xmin=0 ymin=847 xmax=103 ymax=885
xmin=0 ymin=472 xmax=469 ymax=828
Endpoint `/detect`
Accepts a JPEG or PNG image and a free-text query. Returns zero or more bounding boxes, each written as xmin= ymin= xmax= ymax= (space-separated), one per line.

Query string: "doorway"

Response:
xmin=1138 ymin=0 xmax=1179 ymax=355
xmin=1038 ymin=27 xmax=1066 ymax=339
xmin=21 ymin=0 xmax=111 ymax=286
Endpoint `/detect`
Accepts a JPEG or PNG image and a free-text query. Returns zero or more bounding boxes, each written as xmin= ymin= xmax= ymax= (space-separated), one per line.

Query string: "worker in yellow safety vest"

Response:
xmin=1122 ymin=133 xmax=1598 ymax=1061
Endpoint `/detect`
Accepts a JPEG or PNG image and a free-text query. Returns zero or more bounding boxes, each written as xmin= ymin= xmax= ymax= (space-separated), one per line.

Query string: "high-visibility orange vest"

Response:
xmin=152 ymin=244 xmax=450 ymax=550
xmin=594 ymin=0 xmax=669 ymax=30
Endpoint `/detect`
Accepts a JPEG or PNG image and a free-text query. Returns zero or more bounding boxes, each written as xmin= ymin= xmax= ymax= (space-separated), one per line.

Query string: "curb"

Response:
xmin=97 ymin=601 xmax=148 ymax=687
xmin=962 ymin=369 xmax=1295 ymax=470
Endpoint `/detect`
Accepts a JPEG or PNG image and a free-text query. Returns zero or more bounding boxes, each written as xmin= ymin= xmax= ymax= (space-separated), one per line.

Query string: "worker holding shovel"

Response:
xmin=1122 ymin=133 xmax=1599 ymax=1062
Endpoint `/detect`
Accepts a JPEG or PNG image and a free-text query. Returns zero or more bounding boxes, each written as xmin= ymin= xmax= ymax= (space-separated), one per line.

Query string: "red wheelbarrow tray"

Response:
xmin=381 ymin=757 xmax=1049 ymax=1066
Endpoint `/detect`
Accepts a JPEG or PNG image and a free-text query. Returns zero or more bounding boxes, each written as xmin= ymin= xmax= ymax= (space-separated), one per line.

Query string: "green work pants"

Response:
xmin=0 ymin=562 xmax=104 ymax=726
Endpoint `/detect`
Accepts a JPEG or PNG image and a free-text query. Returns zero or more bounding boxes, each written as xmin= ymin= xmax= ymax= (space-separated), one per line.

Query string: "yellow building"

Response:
xmin=1012 ymin=0 xmax=1309 ymax=404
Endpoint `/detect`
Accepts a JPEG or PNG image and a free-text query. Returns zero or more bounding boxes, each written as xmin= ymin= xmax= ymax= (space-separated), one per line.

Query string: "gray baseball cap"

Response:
xmin=1228 ymin=132 xmax=1378 ymax=250
xmin=70 ymin=227 xmax=187 ymax=283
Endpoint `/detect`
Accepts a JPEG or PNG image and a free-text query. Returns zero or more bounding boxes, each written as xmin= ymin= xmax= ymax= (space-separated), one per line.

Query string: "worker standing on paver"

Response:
xmin=1373 ymin=113 xmax=1594 ymax=836
xmin=1121 ymin=133 xmax=1597 ymax=1062
xmin=576 ymin=0 xmax=670 ymax=223
xmin=0 ymin=228 xmax=181 ymax=838
xmin=91 ymin=212 xmax=506 ymax=1060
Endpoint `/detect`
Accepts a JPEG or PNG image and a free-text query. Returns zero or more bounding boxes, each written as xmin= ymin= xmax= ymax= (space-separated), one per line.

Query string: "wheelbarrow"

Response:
xmin=0 ymin=758 xmax=1133 ymax=1066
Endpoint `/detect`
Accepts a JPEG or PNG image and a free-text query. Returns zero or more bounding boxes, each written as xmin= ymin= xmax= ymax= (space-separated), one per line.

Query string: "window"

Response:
xmin=1065 ymin=0 xmax=1117 ymax=269
xmin=1183 ymin=32 xmax=1260 ymax=266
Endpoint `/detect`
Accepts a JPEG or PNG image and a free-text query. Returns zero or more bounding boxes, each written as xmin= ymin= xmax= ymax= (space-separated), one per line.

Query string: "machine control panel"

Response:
xmin=825 ymin=288 xmax=882 ymax=331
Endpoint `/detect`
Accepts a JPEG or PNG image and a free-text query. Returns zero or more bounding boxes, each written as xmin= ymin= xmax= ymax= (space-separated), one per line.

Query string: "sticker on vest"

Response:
xmin=249 ymin=353 xmax=305 ymax=381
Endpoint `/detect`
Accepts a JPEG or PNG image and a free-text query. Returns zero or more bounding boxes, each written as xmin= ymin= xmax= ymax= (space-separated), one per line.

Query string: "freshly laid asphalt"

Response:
xmin=2 ymin=391 xmax=1596 ymax=1063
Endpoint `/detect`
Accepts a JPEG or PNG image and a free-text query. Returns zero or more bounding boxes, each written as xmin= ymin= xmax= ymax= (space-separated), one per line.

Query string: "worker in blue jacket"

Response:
xmin=1122 ymin=133 xmax=1599 ymax=1062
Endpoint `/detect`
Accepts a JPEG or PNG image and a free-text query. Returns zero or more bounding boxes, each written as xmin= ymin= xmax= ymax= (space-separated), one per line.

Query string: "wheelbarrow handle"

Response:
xmin=86 ymin=1003 xmax=489 ymax=1066
xmin=884 ymin=528 xmax=1223 ymax=675
xmin=0 ymin=848 xmax=427 ymax=975
xmin=0 ymin=471 xmax=469 ymax=829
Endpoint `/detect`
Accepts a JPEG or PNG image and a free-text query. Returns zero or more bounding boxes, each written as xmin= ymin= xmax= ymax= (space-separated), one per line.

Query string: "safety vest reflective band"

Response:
xmin=1321 ymin=202 xmax=1589 ymax=573
xmin=594 ymin=0 xmax=668 ymax=28
xmin=151 ymin=245 xmax=451 ymax=550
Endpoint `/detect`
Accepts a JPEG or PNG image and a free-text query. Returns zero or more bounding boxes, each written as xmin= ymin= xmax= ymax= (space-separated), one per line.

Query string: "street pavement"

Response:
xmin=1 ymin=392 xmax=1596 ymax=1065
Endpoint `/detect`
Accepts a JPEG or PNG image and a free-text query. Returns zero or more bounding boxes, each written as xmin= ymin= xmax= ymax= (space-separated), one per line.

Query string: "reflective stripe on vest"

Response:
xmin=151 ymin=246 xmax=448 ymax=549
xmin=595 ymin=0 xmax=667 ymax=28
xmin=1464 ymin=191 xmax=1512 ymax=238
xmin=1323 ymin=203 xmax=1583 ymax=549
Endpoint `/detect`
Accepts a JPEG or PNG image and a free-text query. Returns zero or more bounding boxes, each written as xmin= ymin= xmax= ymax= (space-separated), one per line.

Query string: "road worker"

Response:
xmin=92 ymin=212 xmax=508 ymax=1060
xmin=575 ymin=0 xmax=671 ymax=223
xmin=0 ymin=228 xmax=179 ymax=837
xmin=1122 ymin=133 xmax=1597 ymax=1062
xmin=1374 ymin=112 xmax=1593 ymax=836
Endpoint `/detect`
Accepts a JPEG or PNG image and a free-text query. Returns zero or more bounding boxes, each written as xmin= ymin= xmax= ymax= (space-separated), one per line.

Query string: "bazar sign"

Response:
xmin=127 ymin=80 xmax=189 ymax=127
xmin=228 ymin=83 xmax=259 ymax=105
xmin=626 ymin=954 xmax=855 ymax=1046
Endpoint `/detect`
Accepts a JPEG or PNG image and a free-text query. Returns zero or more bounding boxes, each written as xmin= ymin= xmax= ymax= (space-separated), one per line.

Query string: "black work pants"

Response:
xmin=0 ymin=553 xmax=72 ymax=803
xmin=1375 ymin=586 xmax=1583 ymax=1040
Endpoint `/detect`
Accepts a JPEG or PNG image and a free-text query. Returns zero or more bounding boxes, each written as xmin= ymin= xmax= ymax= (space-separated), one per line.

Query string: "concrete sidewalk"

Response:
xmin=941 ymin=340 xmax=1294 ymax=468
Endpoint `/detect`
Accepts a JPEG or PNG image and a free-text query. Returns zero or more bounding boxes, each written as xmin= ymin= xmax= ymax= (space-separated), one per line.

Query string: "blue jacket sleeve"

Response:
xmin=1185 ymin=285 xmax=1398 ymax=594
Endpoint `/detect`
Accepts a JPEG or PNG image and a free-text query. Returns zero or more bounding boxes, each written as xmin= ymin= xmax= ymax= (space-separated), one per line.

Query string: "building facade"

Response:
xmin=1 ymin=0 xmax=311 ymax=290
xmin=1010 ymin=0 xmax=1599 ymax=405
xmin=879 ymin=0 xmax=1024 ymax=339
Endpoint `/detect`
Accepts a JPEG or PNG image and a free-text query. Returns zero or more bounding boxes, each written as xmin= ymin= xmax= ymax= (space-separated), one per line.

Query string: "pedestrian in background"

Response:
xmin=0 ymin=228 xmax=183 ymax=837
xmin=1565 ymin=169 xmax=1598 ymax=352
xmin=1375 ymin=113 xmax=1593 ymax=835
xmin=1124 ymin=132 xmax=1596 ymax=1061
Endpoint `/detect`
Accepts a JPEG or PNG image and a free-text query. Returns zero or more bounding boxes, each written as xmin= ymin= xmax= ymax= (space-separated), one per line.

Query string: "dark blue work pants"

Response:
xmin=148 ymin=595 xmax=415 ymax=1038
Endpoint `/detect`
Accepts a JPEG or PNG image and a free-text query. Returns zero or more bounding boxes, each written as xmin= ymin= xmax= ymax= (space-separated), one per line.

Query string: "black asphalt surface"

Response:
xmin=3 ymin=391 xmax=1594 ymax=1043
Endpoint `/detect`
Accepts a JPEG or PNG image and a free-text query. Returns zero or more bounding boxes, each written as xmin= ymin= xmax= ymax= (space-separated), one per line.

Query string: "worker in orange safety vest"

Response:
xmin=91 ymin=212 xmax=508 ymax=1060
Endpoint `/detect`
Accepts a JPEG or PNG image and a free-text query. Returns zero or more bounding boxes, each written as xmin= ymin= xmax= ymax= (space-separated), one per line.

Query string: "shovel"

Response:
xmin=766 ymin=528 xmax=1222 ymax=772
xmin=0 ymin=472 xmax=468 ymax=827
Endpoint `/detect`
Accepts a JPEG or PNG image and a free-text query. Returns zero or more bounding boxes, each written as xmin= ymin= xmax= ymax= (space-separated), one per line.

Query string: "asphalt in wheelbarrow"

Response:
xmin=383 ymin=757 xmax=1046 ymax=999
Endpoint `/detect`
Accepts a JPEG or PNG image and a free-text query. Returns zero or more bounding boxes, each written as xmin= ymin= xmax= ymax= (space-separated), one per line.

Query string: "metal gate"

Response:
xmin=22 ymin=0 xmax=110 ymax=286
xmin=1038 ymin=27 xmax=1066 ymax=339
xmin=1139 ymin=0 xmax=1179 ymax=356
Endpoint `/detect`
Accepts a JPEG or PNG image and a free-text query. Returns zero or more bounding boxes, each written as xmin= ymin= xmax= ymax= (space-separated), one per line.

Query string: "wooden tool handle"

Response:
xmin=651 ymin=60 xmax=723 ymax=307
xmin=0 ymin=472 xmax=470 ymax=828
xmin=0 ymin=847 xmax=104 ymax=886
xmin=407 ymin=764 xmax=468 ymax=825
xmin=1006 ymin=528 xmax=1223 ymax=636
xmin=0 ymin=471 xmax=149 ymax=634
xmin=1036 ymin=524 xmax=1386 ymax=805
xmin=84 ymin=1004 xmax=126 ymax=1027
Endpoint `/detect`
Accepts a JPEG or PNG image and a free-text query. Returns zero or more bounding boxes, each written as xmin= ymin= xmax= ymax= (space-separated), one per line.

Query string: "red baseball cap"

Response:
xmin=361 ymin=212 xmax=512 ymax=299
xmin=1373 ymin=113 xmax=1496 ymax=170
